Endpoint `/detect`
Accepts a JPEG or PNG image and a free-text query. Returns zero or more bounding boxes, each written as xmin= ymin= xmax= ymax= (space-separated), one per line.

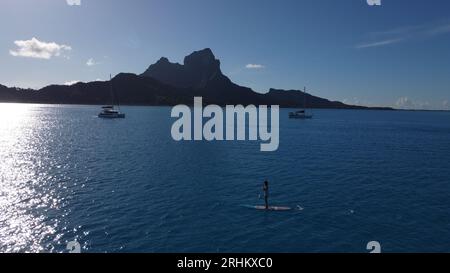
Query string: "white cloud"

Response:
xmin=66 ymin=0 xmax=81 ymax=6
xmin=355 ymin=38 xmax=403 ymax=49
xmin=428 ymin=24 xmax=450 ymax=36
xmin=395 ymin=97 xmax=413 ymax=109
xmin=86 ymin=58 xmax=99 ymax=66
xmin=395 ymin=97 xmax=430 ymax=110
xmin=342 ymin=97 xmax=362 ymax=106
xmin=443 ymin=100 xmax=449 ymax=109
xmin=342 ymin=97 xmax=377 ymax=107
xmin=356 ymin=21 xmax=450 ymax=49
xmin=9 ymin=37 xmax=71 ymax=59
xmin=245 ymin=64 xmax=265 ymax=69
xmin=64 ymin=80 xmax=80 ymax=86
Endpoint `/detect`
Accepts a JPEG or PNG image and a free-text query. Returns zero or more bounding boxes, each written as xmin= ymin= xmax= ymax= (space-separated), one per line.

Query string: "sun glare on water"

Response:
xmin=0 ymin=103 xmax=63 ymax=252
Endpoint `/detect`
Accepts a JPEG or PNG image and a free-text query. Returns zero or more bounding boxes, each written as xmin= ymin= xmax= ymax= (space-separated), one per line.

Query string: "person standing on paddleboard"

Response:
xmin=263 ymin=180 xmax=269 ymax=209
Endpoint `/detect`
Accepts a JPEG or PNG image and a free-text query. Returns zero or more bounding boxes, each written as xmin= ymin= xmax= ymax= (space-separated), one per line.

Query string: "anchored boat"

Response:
xmin=98 ymin=75 xmax=125 ymax=119
xmin=289 ymin=87 xmax=313 ymax=119
xmin=98 ymin=105 xmax=125 ymax=118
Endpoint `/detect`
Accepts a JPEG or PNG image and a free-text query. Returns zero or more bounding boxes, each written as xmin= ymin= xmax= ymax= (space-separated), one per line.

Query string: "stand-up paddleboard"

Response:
xmin=243 ymin=205 xmax=292 ymax=211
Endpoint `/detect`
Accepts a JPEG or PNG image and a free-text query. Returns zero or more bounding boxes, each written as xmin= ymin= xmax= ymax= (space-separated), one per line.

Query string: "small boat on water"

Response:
xmin=98 ymin=74 xmax=125 ymax=119
xmin=289 ymin=87 xmax=313 ymax=119
xmin=289 ymin=109 xmax=313 ymax=119
xmin=98 ymin=105 xmax=125 ymax=118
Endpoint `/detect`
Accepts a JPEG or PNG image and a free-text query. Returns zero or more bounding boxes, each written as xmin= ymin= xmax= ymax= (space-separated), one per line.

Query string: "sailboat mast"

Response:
xmin=304 ymin=86 xmax=306 ymax=109
xmin=109 ymin=74 xmax=120 ymax=110
xmin=109 ymin=74 xmax=113 ymax=106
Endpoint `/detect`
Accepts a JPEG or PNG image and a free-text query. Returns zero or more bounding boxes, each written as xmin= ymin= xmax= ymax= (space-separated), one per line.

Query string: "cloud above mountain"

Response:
xmin=64 ymin=80 xmax=80 ymax=86
xmin=9 ymin=37 xmax=71 ymax=59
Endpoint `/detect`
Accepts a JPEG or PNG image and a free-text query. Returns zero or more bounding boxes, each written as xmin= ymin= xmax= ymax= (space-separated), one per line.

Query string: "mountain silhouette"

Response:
xmin=0 ymin=48 xmax=391 ymax=110
xmin=142 ymin=48 xmax=222 ymax=89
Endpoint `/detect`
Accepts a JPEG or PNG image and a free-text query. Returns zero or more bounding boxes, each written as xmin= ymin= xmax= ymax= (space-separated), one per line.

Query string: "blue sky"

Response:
xmin=1 ymin=0 xmax=450 ymax=109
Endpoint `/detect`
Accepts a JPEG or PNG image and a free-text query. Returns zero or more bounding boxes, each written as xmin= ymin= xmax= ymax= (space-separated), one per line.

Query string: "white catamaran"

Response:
xmin=289 ymin=87 xmax=313 ymax=119
xmin=98 ymin=75 xmax=125 ymax=119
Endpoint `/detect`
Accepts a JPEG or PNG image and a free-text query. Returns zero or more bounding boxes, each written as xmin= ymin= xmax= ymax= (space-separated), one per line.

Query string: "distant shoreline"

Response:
xmin=6 ymin=100 xmax=449 ymax=112
xmin=0 ymin=100 xmax=394 ymax=109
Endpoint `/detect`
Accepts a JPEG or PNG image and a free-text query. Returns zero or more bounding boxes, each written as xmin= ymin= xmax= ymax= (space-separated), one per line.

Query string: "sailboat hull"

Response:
xmin=98 ymin=113 xmax=125 ymax=119
xmin=289 ymin=114 xmax=313 ymax=119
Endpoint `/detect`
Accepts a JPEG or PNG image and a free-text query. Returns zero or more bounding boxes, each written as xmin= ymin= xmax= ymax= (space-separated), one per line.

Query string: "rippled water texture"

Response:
xmin=1 ymin=104 xmax=450 ymax=252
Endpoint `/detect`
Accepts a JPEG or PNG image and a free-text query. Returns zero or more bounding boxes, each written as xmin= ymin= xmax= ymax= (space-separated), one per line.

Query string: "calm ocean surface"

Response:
xmin=1 ymin=103 xmax=450 ymax=253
